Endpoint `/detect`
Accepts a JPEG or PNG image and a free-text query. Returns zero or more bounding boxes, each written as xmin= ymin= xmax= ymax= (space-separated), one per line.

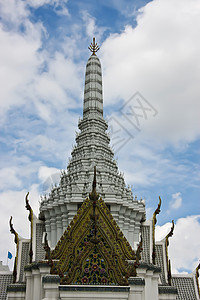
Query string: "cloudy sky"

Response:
xmin=0 ymin=0 xmax=199 ymax=274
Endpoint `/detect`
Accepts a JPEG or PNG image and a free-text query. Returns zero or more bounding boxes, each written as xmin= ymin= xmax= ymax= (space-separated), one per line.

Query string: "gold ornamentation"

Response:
xmin=25 ymin=192 xmax=33 ymax=263
xmin=165 ymin=220 xmax=174 ymax=285
xmin=152 ymin=197 xmax=161 ymax=264
xmin=126 ymin=237 xmax=143 ymax=278
xmin=9 ymin=217 xmax=19 ymax=283
xmin=44 ymin=233 xmax=51 ymax=260
xmin=195 ymin=263 xmax=200 ymax=297
xmin=88 ymin=37 xmax=100 ymax=55
xmin=136 ymin=237 xmax=143 ymax=265
xmin=46 ymin=169 xmax=138 ymax=285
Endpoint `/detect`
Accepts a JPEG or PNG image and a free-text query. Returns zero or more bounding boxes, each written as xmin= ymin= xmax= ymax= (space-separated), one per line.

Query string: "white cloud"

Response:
xmin=0 ymin=9 xmax=82 ymax=125
xmin=38 ymin=166 xmax=61 ymax=193
xmin=170 ymin=192 xmax=182 ymax=209
xmin=0 ymin=168 xmax=22 ymax=190
xmin=0 ymin=0 xmax=70 ymax=17
xmin=82 ymin=11 xmax=96 ymax=38
xmin=38 ymin=165 xmax=60 ymax=182
xmin=114 ymin=138 xmax=199 ymax=191
xmin=0 ymin=184 xmax=40 ymax=267
xmin=101 ymin=0 xmax=200 ymax=147
xmin=0 ymin=154 xmax=43 ymax=193
xmin=0 ymin=0 xmax=29 ymax=25
xmin=156 ymin=216 xmax=200 ymax=273
xmin=81 ymin=10 xmax=107 ymax=42
xmin=0 ymin=22 xmax=44 ymax=122
xmin=27 ymin=0 xmax=69 ymax=16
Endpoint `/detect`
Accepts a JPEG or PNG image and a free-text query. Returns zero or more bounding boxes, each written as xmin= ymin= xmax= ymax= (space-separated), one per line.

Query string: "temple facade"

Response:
xmin=2 ymin=38 xmax=200 ymax=300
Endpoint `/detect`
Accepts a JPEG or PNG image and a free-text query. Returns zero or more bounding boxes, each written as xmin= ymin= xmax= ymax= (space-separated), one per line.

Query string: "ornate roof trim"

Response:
xmin=7 ymin=283 xmax=26 ymax=292
xmin=165 ymin=220 xmax=174 ymax=285
xmin=44 ymin=169 xmax=140 ymax=285
xmin=158 ymin=285 xmax=178 ymax=295
xmin=9 ymin=216 xmax=19 ymax=283
xmin=152 ymin=197 xmax=161 ymax=264
xmin=25 ymin=192 xmax=33 ymax=263
xmin=59 ymin=286 xmax=130 ymax=292
xmin=195 ymin=263 xmax=200 ymax=297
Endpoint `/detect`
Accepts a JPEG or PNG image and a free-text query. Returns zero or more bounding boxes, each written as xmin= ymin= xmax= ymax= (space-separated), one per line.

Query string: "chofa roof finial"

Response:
xmin=25 ymin=192 xmax=33 ymax=263
xmin=152 ymin=196 xmax=162 ymax=264
xmin=88 ymin=37 xmax=100 ymax=55
xmin=9 ymin=216 xmax=19 ymax=283
xmin=165 ymin=220 xmax=175 ymax=286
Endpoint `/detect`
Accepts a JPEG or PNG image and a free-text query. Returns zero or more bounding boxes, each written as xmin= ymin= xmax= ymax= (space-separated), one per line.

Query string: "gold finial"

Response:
xmin=88 ymin=37 xmax=100 ymax=55
xmin=195 ymin=263 xmax=200 ymax=297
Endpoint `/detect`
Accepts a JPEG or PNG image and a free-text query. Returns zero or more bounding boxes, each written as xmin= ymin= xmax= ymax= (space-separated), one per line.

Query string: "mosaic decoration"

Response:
xmin=45 ymin=168 xmax=140 ymax=285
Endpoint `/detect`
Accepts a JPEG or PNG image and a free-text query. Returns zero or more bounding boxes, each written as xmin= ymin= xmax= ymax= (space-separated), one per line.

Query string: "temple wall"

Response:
xmin=6 ymin=263 xmax=178 ymax=300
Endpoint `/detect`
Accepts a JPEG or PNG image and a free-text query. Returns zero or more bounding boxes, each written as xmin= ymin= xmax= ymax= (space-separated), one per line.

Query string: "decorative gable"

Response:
xmin=45 ymin=168 xmax=141 ymax=286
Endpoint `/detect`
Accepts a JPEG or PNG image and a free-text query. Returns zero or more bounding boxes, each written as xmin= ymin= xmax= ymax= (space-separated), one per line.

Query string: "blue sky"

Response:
xmin=0 ymin=0 xmax=200 ymax=274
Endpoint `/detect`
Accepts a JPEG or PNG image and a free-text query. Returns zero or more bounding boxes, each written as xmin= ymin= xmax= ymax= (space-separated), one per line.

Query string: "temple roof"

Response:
xmin=45 ymin=169 xmax=141 ymax=285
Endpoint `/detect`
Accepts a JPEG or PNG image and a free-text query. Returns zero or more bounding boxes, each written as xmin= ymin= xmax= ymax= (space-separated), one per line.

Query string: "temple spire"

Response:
xmin=83 ymin=38 xmax=103 ymax=118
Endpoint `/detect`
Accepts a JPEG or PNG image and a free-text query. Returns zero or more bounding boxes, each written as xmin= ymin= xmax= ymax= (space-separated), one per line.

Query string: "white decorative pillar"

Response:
xmin=152 ymin=273 xmax=159 ymax=300
xmin=128 ymin=278 xmax=145 ymax=300
xmin=124 ymin=210 xmax=130 ymax=240
xmin=60 ymin=205 xmax=68 ymax=233
xmin=128 ymin=218 xmax=135 ymax=248
xmin=38 ymin=263 xmax=51 ymax=300
xmin=67 ymin=203 xmax=77 ymax=224
xmin=56 ymin=215 xmax=63 ymax=241
xmin=144 ymin=270 xmax=158 ymax=300
xmin=32 ymin=267 xmax=41 ymax=300
xmin=61 ymin=214 xmax=68 ymax=233
xmin=118 ymin=206 xmax=125 ymax=235
xmin=25 ymin=270 xmax=33 ymax=300
xmin=42 ymin=276 xmax=60 ymax=300
xmin=50 ymin=218 xmax=57 ymax=248
xmin=133 ymin=224 xmax=140 ymax=244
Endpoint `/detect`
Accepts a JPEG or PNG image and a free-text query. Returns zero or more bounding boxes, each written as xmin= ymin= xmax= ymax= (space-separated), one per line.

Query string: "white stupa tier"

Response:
xmin=40 ymin=52 xmax=145 ymax=248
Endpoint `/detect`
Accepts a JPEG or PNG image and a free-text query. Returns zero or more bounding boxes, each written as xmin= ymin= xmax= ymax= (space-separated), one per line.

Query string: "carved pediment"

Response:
xmin=46 ymin=169 xmax=140 ymax=285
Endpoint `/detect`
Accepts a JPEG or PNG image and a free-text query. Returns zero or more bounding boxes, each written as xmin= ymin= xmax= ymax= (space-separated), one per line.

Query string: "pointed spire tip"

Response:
xmin=88 ymin=37 xmax=100 ymax=55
